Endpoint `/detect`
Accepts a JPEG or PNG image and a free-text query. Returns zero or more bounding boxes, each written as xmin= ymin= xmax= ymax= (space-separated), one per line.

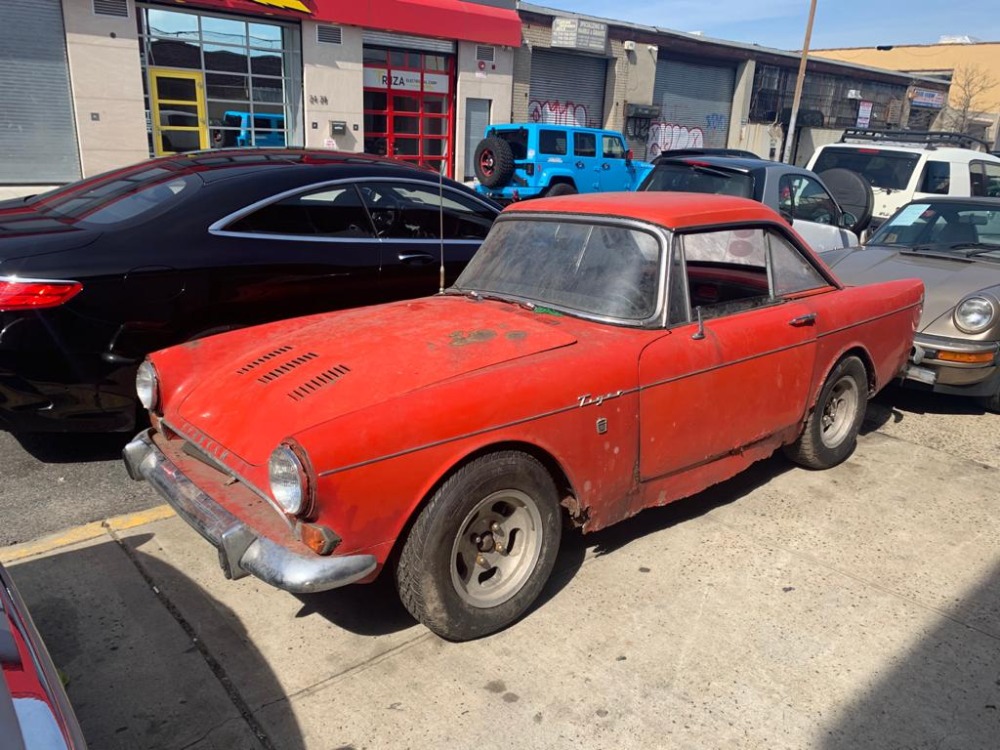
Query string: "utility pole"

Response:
xmin=782 ymin=0 xmax=818 ymax=164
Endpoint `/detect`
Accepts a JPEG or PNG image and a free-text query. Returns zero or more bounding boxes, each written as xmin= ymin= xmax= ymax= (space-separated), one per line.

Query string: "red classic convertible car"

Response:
xmin=124 ymin=193 xmax=923 ymax=641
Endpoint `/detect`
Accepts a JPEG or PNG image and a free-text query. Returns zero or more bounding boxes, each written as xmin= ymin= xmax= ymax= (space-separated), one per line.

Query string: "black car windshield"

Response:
xmin=870 ymin=201 xmax=1000 ymax=257
xmin=812 ymin=147 xmax=920 ymax=191
xmin=640 ymin=163 xmax=754 ymax=199
xmin=453 ymin=218 xmax=663 ymax=322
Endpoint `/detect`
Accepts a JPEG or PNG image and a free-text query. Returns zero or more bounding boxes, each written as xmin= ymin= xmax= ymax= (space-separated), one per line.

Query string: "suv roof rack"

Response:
xmin=839 ymin=129 xmax=990 ymax=152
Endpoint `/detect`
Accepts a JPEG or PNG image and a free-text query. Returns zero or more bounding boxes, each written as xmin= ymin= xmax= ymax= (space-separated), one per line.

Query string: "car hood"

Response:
xmin=167 ymin=296 xmax=578 ymax=466
xmin=829 ymin=245 xmax=1000 ymax=332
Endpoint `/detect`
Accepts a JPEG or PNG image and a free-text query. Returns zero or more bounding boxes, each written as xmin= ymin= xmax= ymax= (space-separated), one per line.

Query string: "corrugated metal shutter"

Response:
xmin=649 ymin=58 xmax=735 ymax=156
xmin=1 ymin=0 xmax=80 ymax=183
xmin=529 ymin=49 xmax=606 ymax=129
xmin=464 ymin=98 xmax=491 ymax=180
xmin=362 ymin=31 xmax=455 ymax=54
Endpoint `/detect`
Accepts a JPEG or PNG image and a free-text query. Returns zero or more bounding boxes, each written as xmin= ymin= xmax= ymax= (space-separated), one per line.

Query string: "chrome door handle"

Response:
xmin=789 ymin=313 xmax=817 ymax=327
xmin=399 ymin=252 xmax=435 ymax=265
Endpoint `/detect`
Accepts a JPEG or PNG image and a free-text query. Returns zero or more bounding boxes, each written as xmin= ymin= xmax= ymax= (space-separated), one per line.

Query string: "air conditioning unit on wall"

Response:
xmin=623 ymin=40 xmax=636 ymax=51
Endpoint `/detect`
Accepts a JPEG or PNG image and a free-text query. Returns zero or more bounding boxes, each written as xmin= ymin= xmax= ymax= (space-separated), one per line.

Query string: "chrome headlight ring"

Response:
xmin=136 ymin=361 xmax=159 ymax=411
xmin=268 ymin=444 xmax=310 ymax=516
xmin=954 ymin=295 xmax=998 ymax=335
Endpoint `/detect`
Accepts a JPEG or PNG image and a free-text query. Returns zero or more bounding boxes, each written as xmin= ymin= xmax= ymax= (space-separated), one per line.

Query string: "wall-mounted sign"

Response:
xmin=363 ymin=67 xmax=421 ymax=91
xmin=856 ymin=100 xmax=874 ymax=128
xmin=911 ymin=87 xmax=947 ymax=109
xmin=551 ymin=17 xmax=608 ymax=53
xmin=423 ymin=72 xmax=450 ymax=94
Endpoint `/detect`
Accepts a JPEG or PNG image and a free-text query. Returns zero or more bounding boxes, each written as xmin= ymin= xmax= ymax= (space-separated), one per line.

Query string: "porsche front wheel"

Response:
xmin=395 ymin=451 xmax=562 ymax=641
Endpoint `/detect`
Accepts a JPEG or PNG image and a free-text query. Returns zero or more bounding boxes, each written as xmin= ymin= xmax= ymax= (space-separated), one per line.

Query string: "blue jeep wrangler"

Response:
xmin=473 ymin=124 xmax=653 ymax=201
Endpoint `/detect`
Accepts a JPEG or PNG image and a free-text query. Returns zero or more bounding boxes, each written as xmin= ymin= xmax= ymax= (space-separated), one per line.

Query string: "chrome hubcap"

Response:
xmin=450 ymin=489 xmax=543 ymax=608
xmin=820 ymin=376 xmax=860 ymax=448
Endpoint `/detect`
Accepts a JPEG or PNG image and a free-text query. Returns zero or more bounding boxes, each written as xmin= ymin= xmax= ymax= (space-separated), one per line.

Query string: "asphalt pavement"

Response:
xmin=1 ymin=385 xmax=999 ymax=749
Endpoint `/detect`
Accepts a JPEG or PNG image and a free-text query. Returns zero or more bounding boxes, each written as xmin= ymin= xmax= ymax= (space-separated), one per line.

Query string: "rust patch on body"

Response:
xmin=560 ymin=494 xmax=589 ymax=528
xmin=505 ymin=330 xmax=528 ymax=341
xmin=449 ymin=329 xmax=497 ymax=346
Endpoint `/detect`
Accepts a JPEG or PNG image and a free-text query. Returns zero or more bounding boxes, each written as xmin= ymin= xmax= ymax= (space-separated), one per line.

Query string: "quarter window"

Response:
xmin=918 ymin=161 xmax=951 ymax=194
xmin=574 ymin=132 xmax=596 ymax=157
xmin=227 ymin=185 xmax=375 ymax=237
xmin=970 ymin=161 xmax=1000 ymax=197
xmin=538 ymin=130 xmax=567 ymax=155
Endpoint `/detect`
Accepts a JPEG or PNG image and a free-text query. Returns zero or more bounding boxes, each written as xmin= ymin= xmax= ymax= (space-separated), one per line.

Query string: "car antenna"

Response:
xmin=438 ymin=164 xmax=446 ymax=294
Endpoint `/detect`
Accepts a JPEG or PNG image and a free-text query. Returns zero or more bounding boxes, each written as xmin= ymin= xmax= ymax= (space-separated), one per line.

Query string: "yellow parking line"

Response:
xmin=0 ymin=505 xmax=175 ymax=565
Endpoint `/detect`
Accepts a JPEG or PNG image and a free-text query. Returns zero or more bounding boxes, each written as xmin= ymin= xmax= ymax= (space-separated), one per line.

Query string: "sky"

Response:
xmin=531 ymin=0 xmax=1000 ymax=51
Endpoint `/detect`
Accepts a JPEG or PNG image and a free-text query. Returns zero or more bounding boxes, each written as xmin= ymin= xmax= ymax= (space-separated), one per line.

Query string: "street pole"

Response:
xmin=782 ymin=0 xmax=818 ymax=164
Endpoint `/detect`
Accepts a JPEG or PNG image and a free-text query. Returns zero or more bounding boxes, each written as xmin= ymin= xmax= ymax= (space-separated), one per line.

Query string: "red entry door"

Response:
xmin=363 ymin=47 xmax=455 ymax=177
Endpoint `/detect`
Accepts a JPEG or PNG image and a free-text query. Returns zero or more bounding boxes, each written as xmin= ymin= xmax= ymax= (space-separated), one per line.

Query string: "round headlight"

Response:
xmin=136 ymin=361 xmax=159 ymax=411
xmin=954 ymin=296 xmax=997 ymax=334
xmin=268 ymin=445 xmax=307 ymax=515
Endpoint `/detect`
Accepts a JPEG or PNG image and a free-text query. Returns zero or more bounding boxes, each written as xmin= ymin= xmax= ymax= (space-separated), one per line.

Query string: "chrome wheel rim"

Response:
xmin=450 ymin=489 xmax=544 ymax=608
xmin=820 ymin=376 xmax=860 ymax=448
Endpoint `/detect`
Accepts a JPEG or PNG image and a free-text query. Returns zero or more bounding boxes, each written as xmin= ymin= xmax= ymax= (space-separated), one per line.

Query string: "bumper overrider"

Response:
xmin=904 ymin=333 xmax=1000 ymax=396
xmin=123 ymin=429 xmax=376 ymax=594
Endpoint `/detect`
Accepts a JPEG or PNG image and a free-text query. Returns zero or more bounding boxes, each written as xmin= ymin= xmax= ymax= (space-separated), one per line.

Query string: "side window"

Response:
xmin=970 ymin=161 xmax=987 ymax=196
xmin=574 ymin=132 xmax=596 ymax=158
xmin=538 ymin=130 xmax=567 ymax=155
xmin=226 ymin=185 xmax=375 ymax=237
xmin=358 ymin=182 xmax=495 ymax=240
xmin=778 ymin=174 xmax=795 ymax=214
xmin=983 ymin=162 xmax=1000 ymax=197
xmin=602 ymin=135 xmax=626 ymax=160
xmin=918 ymin=161 xmax=951 ymax=194
xmin=789 ymin=175 xmax=839 ymax=224
xmin=669 ymin=226 xmax=828 ymax=324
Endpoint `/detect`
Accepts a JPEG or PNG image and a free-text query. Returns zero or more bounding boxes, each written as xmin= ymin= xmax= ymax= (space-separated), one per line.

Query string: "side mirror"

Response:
xmin=840 ymin=211 xmax=858 ymax=229
xmin=779 ymin=208 xmax=794 ymax=226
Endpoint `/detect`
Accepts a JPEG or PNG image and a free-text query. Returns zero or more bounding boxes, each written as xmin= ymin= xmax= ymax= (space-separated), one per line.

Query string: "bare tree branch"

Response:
xmin=940 ymin=64 xmax=998 ymax=135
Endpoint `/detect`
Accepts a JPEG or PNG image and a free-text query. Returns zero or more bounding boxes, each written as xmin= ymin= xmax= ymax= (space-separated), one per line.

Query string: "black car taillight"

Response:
xmin=524 ymin=163 xmax=535 ymax=176
xmin=0 ymin=278 xmax=83 ymax=311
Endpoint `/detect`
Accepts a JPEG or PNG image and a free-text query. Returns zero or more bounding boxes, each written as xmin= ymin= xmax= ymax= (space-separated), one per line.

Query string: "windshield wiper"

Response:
xmin=446 ymin=288 xmax=536 ymax=310
xmin=960 ymin=244 xmax=1000 ymax=257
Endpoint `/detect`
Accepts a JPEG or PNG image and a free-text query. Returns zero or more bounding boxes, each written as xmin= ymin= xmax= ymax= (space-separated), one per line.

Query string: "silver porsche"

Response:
xmin=825 ymin=197 xmax=1000 ymax=412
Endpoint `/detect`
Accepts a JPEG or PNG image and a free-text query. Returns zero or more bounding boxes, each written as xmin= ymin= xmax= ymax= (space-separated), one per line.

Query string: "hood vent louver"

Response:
xmin=257 ymin=352 xmax=320 ymax=383
xmin=288 ymin=365 xmax=351 ymax=401
xmin=236 ymin=346 xmax=294 ymax=375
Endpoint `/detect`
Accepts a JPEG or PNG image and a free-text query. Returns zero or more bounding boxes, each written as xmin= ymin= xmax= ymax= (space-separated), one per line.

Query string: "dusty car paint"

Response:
xmin=128 ymin=192 xmax=924 ymax=632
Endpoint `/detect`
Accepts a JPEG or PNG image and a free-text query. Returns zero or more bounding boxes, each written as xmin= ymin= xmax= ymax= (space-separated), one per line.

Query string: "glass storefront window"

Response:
xmin=137 ymin=4 xmax=301 ymax=154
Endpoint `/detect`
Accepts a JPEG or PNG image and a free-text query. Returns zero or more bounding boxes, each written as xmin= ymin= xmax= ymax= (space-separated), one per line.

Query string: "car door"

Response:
xmin=598 ymin=134 xmax=631 ymax=191
xmin=778 ymin=173 xmax=854 ymax=252
xmin=204 ymin=182 xmax=387 ymax=326
xmin=356 ymin=179 xmax=496 ymax=298
xmin=638 ymin=225 xmax=832 ymax=483
xmin=573 ymin=131 xmax=601 ymax=192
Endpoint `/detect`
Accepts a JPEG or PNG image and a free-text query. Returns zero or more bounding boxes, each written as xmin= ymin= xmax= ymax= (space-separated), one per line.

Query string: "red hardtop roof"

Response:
xmin=504 ymin=192 xmax=783 ymax=230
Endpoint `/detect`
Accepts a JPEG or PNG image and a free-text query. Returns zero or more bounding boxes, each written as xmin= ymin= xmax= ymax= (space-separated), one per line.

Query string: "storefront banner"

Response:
xmin=856 ymin=101 xmax=874 ymax=128
xmin=363 ymin=67 xmax=421 ymax=91
xmin=423 ymin=73 xmax=450 ymax=94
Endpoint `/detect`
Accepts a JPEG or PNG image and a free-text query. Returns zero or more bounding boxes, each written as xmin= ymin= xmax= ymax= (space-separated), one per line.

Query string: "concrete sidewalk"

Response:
xmin=5 ymin=428 xmax=1000 ymax=749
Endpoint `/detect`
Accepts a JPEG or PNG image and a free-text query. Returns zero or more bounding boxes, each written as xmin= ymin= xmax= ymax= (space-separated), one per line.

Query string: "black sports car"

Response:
xmin=0 ymin=149 xmax=500 ymax=432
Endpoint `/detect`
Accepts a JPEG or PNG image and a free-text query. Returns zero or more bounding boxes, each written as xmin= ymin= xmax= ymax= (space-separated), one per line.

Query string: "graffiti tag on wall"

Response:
xmin=646 ymin=122 xmax=704 ymax=158
xmin=529 ymin=100 xmax=590 ymax=128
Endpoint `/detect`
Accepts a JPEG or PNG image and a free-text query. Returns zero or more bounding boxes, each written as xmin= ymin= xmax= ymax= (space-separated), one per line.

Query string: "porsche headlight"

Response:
xmin=136 ymin=361 xmax=159 ymax=411
xmin=268 ymin=445 xmax=307 ymax=515
xmin=954 ymin=296 xmax=997 ymax=334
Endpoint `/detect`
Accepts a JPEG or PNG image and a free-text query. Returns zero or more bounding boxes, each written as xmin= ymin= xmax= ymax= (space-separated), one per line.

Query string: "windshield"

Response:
xmin=640 ymin=163 xmax=754 ymax=199
xmin=869 ymin=201 xmax=1000 ymax=257
xmin=812 ymin=147 xmax=920 ymax=191
xmin=454 ymin=218 xmax=663 ymax=322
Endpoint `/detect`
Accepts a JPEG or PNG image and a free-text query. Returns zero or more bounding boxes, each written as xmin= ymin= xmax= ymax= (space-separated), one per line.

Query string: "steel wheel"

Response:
xmin=449 ymin=489 xmax=544 ymax=608
xmin=820 ymin=375 xmax=861 ymax=448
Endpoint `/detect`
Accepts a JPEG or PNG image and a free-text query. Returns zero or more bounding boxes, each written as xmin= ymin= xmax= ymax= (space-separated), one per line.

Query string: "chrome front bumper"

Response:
xmin=123 ymin=429 xmax=376 ymax=594
xmin=904 ymin=333 xmax=1000 ymax=395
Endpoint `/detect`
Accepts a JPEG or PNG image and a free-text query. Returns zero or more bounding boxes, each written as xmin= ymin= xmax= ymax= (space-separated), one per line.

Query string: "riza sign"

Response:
xmin=551 ymin=17 xmax=608 ymax=53
xmin=363 ymin=69 xmax=450 ymax=94
xmin=911 ymin=88 xmax=946 ymax=109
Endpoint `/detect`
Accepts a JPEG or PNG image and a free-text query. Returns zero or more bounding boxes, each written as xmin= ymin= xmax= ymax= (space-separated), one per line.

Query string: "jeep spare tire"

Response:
xmin=474 ymin=136 xmax=515 ymax=188
xmin=819 ymin=168 xmax=874 ymax=235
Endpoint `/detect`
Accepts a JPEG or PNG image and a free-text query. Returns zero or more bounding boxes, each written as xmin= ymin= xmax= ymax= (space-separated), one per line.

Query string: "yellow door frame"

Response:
xmin=149 ymin=68 xmax=208 ymax=156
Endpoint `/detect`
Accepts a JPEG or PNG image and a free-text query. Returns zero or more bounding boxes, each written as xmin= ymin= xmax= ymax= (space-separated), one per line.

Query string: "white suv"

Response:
xmin=807 ymin=130 xmax=1000 ymax=230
